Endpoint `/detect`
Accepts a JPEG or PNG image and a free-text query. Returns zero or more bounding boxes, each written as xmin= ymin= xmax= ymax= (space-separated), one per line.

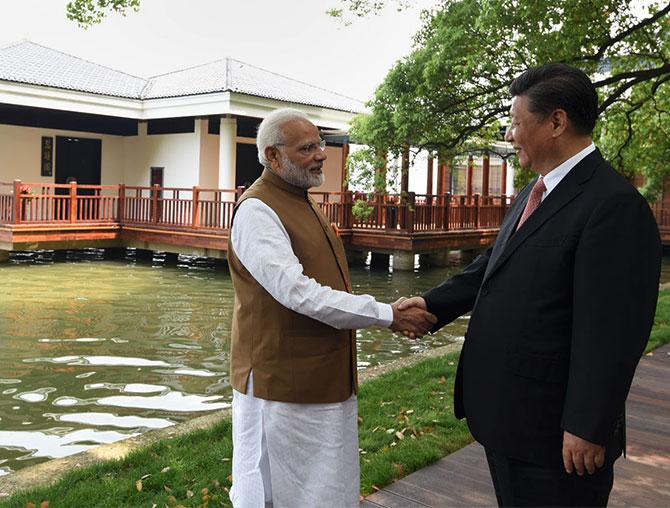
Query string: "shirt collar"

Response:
xmin=542 ymin=143 xmax=596 ymax=197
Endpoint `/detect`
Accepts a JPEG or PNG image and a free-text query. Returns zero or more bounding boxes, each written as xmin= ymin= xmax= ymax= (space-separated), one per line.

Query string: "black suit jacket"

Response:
xmin=424 ymin=149 xmax=661 ymax=467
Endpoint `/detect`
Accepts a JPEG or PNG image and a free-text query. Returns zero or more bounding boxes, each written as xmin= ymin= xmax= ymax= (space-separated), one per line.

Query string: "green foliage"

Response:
xmin=352 ymin=198 xmax=376 ymax=221
xmin=328 ymin=0 xmax=413 ymax=24
xmin=66 ymin=0 xmax=141 ymax=28
xmin=348 ymin=0 xmax=670 ymax=196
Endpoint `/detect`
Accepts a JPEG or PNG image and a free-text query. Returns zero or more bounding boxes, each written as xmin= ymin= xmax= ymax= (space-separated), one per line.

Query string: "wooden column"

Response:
xmin=436 ymin=154 xmax=445 ymax=196
xmin=443 ymin=160 xmax=452 ymax=195
xmin=501 ymin=158 xmax=508 ymax=196
xmin=341 ymin=142 xmax=350 ymax=193
xmin=401 ymin=146 xmax=410 ymax=195
xmin=426 ymin=156 xmax=434 ymax=195
xmin=482 ymin=152 xmax=490 ymax=198
xmin=466 ymin=155 xmax=474 ymax=203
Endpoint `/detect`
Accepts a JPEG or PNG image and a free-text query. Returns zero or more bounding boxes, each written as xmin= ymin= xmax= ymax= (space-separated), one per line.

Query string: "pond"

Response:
xmin=0 ymin=250 xmax=472 ymax=475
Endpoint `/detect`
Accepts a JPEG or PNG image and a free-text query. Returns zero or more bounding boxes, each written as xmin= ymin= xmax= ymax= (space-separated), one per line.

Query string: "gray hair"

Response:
xmin=256 ymin=108 xmax=311 ymax=168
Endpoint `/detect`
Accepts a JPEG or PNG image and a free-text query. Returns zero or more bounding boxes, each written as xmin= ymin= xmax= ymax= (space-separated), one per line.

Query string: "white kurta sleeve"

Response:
xmin=231 ymin=198 xmax=393 ymax=330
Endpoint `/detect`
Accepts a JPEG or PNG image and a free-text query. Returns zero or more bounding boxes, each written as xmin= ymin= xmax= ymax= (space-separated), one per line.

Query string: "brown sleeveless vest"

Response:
xmin=227 ymin=169 xmax=357 ymax=403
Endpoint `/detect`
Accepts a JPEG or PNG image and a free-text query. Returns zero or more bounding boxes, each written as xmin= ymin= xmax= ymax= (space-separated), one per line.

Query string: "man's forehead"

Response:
xmin=509 ymin=95 xmax=526 ymax=116
xmin=282 ymin=118 xmax=319 ymax=141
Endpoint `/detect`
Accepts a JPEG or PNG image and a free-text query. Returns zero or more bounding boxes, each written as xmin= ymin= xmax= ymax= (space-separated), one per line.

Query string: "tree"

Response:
xmin=342 ymin=0 xmax=670 ymax=199
xmin=66 ymin=0 xmax=140 ymax=28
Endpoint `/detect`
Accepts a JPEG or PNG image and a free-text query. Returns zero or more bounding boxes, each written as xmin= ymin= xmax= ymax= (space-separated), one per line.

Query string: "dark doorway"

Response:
xmin=55 ymin=136 xmax=102 ymax=196
xmin=150 ymin=167 xmax=164 ymax=187
xmin=235 ymin=143 xmax=264 ymax=188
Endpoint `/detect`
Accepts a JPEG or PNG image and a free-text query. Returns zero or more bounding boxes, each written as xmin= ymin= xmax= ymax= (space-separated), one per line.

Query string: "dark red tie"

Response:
xmin=516 ymin=177 xmax=546 ymax=230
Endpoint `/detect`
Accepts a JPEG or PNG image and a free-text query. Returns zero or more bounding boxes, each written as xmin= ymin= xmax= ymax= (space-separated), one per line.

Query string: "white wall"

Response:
xmin=122 ymin=121 xmax=201 ymax=188
xmin=0 ymin=124 xmax=125 ymax=186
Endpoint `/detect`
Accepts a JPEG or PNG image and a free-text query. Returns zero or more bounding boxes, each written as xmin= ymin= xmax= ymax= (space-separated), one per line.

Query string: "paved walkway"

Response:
xmin=363 ymin=344 xmax=670 ymax=507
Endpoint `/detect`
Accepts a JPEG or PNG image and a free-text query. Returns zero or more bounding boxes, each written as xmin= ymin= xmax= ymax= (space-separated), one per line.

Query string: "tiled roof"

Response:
xmin=0 ymin=41 xmax=146 ymax=99
xmin=0 ymin=41 xmax=364 ymax=113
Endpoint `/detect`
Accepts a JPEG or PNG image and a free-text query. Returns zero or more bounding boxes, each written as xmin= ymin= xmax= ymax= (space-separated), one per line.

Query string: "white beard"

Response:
xmin=280 ymin=153 xmax=325 ymax=189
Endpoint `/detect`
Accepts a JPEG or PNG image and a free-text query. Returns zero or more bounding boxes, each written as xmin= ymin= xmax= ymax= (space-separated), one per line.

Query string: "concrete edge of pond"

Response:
xmin=0 ymin=342 xmax=463 ymax=498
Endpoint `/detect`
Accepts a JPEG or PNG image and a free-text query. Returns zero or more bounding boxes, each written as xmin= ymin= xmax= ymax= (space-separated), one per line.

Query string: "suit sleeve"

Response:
xmin=422 ymin=246 xmax=492 ymax=330
xmin=561 ymin=191 xmax=661 ymax=444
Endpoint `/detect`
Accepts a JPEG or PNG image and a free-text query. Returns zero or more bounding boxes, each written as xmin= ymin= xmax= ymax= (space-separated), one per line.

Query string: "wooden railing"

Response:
xmin=310 ymin=191 xmax=513 ymax=233
xmin=1 ymin=180 xmax=511 ymax=234
xmin=651 ymin=203 xmax=670 ymax=234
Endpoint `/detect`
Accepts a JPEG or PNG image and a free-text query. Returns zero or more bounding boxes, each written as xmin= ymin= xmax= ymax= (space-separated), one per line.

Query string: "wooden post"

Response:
xmin=426 ymin=156 xmax=434 ymax=196
xmin=406 ymin=192 xmax=416 ymax=234
xmin=443 ymin=160 xmax=452 ymax=195
xmin=118 ymin=184 xmax=126 ymax=223
xmin=444 ymin=193 xmax=451 ymax=231
xmin=401 ymin=146 xmax=410 ymax=195
xmin=192 ymin=186 xmax=201 ymax=228
xmin=482 ymin=151 xmax=490 ymax=197
xmin=436 ymin=153 xmax=445 ymax=196
xmin=69 ymin=180 xmax=78 ymax=223
xmin=12 ymin=180 xmax=21 ymax=224
xmin=474 ymin=193 xmax=481 ymax=229
xmin=152 ymin=184 xmax=159 ymax=223
xmin=466 ymin=155 xmax=474 ymax=204
xmin=343 ymin=191 xmax=353 ymax=229
xmin=341 ymin=143 xmax=350 ymax=193
xmin=501 ymin=158 xmax=508 ymax=196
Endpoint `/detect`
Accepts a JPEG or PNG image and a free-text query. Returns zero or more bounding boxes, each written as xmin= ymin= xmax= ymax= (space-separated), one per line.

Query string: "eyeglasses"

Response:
xmin=275 ymin=139 xmax=326 ymax=155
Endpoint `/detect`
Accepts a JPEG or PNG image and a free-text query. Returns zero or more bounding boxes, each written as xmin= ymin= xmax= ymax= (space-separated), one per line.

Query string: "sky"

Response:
xmin=0 ymin=0 xmax=438 ymax=103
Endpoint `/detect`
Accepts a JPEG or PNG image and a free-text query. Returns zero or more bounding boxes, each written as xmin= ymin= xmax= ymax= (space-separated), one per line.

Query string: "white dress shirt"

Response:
xmin=541 ymin=143 xmax=595 ymax=201
xmin=230 ymin=197 xmax=393 ymax=329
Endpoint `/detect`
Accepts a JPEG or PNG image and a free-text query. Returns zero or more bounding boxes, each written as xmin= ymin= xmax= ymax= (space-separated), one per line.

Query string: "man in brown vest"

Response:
xmin=227 ymin=108 xmax=436 ymax=507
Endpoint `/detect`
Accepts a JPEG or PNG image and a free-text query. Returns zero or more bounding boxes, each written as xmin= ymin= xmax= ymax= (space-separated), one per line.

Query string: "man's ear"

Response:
xmin=550 ymin=109 xmax=568 ymax=138
xmin=265 ymin=146 xmax=282 ymax=172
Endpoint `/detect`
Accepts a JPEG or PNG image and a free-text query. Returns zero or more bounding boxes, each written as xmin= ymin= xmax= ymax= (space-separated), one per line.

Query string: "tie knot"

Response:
xmin=533 ymin=177 xmax=546 ymax=194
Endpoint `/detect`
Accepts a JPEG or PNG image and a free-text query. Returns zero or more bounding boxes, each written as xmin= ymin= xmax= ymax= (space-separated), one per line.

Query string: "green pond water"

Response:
xmin=0 ymin=250 xmax=473 ymax=475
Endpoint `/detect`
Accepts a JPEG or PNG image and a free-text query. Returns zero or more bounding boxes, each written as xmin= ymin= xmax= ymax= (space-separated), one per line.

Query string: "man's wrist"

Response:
xmin=379 ymin=302 xmax=394 ymax=327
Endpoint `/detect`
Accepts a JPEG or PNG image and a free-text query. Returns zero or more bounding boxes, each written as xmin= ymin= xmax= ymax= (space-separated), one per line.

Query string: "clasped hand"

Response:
xmin=390 ymin=296 xmax=436 ymax=339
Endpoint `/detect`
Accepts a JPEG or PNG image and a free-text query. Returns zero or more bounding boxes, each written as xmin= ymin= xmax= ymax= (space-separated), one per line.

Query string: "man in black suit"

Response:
xmin=399 ymin=64 xmax=661 ymax=506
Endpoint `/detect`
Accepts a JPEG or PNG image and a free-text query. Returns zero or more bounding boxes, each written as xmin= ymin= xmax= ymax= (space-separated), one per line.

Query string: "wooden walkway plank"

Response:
xmin=362 ymin=344 xmax=670 ymax=507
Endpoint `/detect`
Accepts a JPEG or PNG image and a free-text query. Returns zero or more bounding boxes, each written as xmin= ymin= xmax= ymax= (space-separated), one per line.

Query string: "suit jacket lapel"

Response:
xmin=483 ymin=183 xmax=531 ymax=282
xmin=483 ymin=150 xmax=604 ymax=284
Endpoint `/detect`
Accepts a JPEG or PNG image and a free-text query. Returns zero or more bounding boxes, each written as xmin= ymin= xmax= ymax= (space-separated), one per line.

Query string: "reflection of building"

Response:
xmin=0 ymin=41 xmax=358 ymax=194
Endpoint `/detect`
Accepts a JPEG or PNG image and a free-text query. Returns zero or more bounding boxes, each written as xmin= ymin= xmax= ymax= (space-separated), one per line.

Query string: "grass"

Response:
xmin=646 ymin=289 xmax=670 ymax=353
xmin=3 ymin=289 xmax=670 ymax=507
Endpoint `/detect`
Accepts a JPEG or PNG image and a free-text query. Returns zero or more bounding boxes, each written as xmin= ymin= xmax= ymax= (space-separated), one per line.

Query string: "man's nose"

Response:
xmin=314 ymin=149 xmax=327 ymax=162
xmin=504 ymin=126 xmax=513 ymax=142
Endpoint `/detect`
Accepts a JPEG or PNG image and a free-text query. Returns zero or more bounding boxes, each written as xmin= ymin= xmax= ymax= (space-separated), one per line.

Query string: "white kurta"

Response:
xmin=229 ymin=198 xmax=393 ymax=508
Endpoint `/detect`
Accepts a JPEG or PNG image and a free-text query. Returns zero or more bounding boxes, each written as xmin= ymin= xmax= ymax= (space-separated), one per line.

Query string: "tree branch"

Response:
xmin=594 ymin=62 xmax=670 ymax=88
xmin=579 ymin=2 xmax=670 ymax=62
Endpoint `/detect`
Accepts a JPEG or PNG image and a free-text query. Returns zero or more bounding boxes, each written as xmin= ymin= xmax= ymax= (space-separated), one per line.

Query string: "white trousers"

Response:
xmin=229 ymin=373 xmax=360 ymax=508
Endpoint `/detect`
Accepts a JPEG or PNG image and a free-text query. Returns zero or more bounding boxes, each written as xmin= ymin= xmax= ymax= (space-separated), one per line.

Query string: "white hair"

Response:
xmin=256 ymin=108 xmax=311 ymax=168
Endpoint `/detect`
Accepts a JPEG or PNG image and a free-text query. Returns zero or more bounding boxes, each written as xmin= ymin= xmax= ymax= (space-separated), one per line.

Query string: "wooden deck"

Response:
xmin=0 ymin=181 xmax=509 ymax=254
xmin=362 ymin=343 xmax=670 ymax=507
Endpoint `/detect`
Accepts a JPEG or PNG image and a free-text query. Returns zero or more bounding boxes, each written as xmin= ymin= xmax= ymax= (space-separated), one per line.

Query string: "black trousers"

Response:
xmin=485 ymin=449 xmax=614 ymax=507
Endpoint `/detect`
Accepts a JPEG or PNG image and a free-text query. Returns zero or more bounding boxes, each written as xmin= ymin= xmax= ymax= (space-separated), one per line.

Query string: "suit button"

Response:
xmin=481 ymin=286 xmax=489 ymax=296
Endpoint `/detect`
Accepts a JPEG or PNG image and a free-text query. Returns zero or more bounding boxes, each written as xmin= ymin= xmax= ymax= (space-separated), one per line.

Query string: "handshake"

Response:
xmin=389 ymin=296 xmax=437 ymax=339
